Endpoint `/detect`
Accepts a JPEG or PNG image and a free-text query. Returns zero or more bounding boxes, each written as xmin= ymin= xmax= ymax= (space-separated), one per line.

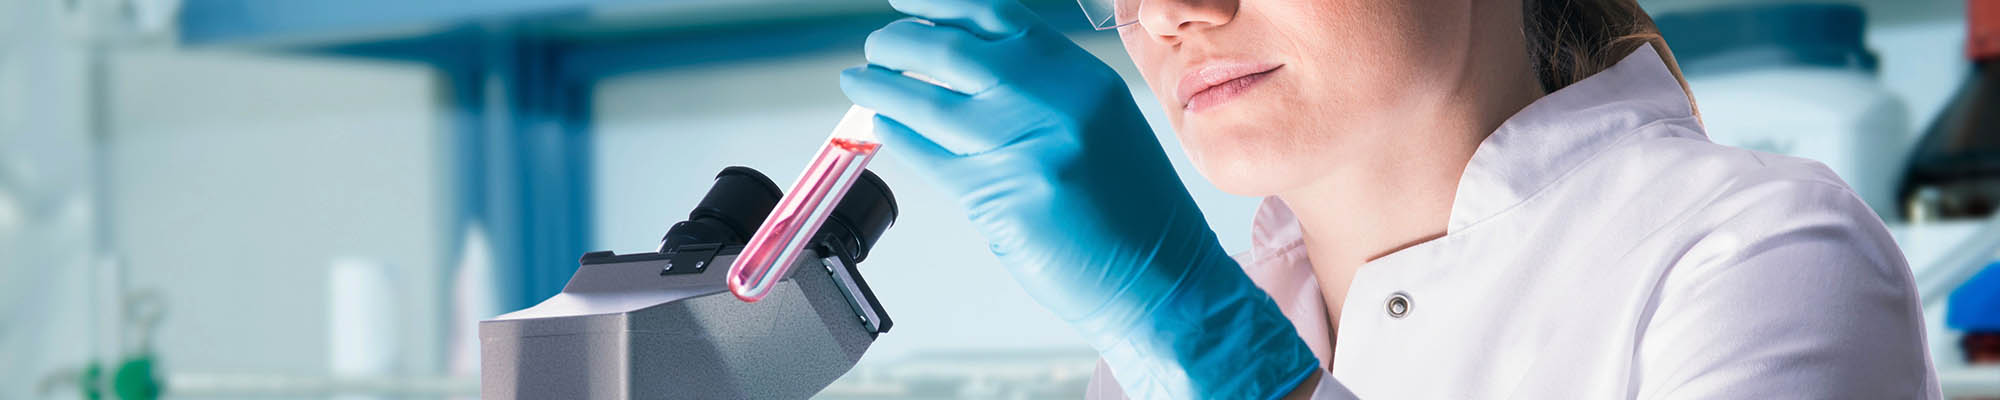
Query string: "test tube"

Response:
xmin=728 ymin=106 xmax=882 ymax=302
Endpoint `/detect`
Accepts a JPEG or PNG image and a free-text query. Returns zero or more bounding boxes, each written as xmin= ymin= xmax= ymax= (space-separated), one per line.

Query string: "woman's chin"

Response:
xmin=1178 ymin=118 xmax=1324 ymax=197
xmin=1185 ymin=146 xmax=1304 ymax=197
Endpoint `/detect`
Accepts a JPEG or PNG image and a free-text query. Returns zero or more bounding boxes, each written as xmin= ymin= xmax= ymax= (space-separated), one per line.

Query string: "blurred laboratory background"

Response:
xmin=3 ymin=0 xmax=1999 ymax=398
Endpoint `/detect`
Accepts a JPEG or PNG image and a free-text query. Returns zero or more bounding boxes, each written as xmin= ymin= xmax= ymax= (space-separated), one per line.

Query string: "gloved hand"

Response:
xmin=839 ymin=0 xmax=1319 ymax=398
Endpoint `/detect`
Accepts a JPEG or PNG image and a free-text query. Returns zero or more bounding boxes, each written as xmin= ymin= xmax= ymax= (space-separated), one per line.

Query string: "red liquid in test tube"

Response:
xmin=729 ymin=106 xmax=881 ymax=302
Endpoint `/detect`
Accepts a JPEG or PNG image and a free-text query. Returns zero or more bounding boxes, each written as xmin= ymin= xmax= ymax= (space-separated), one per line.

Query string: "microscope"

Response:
xmin=480 ymin=166 xmax=897 ymax=399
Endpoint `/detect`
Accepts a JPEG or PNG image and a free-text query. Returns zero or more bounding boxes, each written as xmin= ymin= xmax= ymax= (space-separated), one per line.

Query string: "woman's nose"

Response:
xmin=1135 ymin=0 xmax=1237 ymax=41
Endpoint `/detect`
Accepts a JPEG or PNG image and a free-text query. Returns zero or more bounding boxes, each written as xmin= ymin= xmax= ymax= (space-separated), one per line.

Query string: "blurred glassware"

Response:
xmin=112 ymin=289 xmax=165 ymax=400
xmin=40 ymin=283 xmax=167 ymax=400
xmin=328 ymin=258 xmax=398 ymax=400
xmin=447 ymin=224 xmax=499 ymax=400
xmin=0 ymin=182 xmax=17 ymax=233
xmin=1656 ymin=3 xmax=1911 ymax=221
xmin=1902 ymin=0 xmax=2000 ymax=222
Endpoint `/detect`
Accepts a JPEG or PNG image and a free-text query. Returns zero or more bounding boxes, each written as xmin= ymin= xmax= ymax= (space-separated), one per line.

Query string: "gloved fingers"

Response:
xmin=869 ymin=115 xmax=985 ymax=194
xmin=869 ymin=115 xmax=955 ymax=164
xmin=886 ymin=0 xmax=1039 ymax=39
xmin=842 ymin=65 xmax=1027 ymax=156
xmin=841 ymin=64 xmax=972 ymax=137
xmin=864 ymin=19 xmax=1003 ymax=95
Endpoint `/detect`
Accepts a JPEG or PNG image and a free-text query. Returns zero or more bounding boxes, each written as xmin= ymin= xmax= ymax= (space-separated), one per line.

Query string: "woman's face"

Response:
xmin=1119 ymin=0 xmax=1474 ymax=196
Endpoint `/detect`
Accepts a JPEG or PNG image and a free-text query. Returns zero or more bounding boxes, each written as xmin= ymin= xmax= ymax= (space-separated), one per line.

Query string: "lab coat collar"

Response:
xmin=1448 ymin=43 xmax=1699 ymax=232
xmin=1248 ymin=43 xmax=1699 ymax=257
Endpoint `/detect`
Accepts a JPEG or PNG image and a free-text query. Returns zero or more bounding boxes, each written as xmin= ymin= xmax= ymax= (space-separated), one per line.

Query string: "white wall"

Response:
xmin=99 ymin=49 xmax=448 ymax=385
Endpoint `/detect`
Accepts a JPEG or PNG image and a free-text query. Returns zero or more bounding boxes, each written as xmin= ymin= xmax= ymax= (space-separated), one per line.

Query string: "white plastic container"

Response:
xmin=1659 ymin=4 xmax=1912 ymax=221
xmin=1690 ymin=68 xmax=1910 ymax=219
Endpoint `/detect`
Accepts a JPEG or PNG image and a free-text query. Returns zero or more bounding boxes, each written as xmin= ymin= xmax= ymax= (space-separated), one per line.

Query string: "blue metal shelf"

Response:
xmin=180 ymin=0 xmax=643 ymax=45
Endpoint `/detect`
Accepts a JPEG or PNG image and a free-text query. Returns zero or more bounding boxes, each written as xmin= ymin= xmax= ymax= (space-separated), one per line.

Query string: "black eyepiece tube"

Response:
xmin=660 ymin=166 xmax=784 ymax=252
xmin=817 ymin=169 xmax=898 ymax=263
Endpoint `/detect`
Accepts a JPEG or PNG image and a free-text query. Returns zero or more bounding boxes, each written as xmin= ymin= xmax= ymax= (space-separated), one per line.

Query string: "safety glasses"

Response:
xmin=1076 ymin=0 xmax=1139 ymax=30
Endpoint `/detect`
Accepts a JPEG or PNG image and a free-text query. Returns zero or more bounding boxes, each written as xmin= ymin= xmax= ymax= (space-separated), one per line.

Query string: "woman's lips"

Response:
xmin=1176 ymin=62 xmax=1282 ymax=113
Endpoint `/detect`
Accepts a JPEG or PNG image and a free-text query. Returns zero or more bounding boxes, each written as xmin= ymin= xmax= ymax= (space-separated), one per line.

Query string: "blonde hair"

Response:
xmin=1523 ymin=0 xmax=1698 ymax=114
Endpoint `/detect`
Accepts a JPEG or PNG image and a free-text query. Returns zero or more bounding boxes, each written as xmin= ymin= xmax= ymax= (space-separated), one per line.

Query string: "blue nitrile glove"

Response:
xmin=839 ymin=0 xmax=1318 ymax=398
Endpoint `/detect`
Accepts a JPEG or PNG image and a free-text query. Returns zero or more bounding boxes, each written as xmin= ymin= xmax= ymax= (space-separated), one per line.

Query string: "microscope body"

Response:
xmin=479 ymin=167 xmax=896 ymax=399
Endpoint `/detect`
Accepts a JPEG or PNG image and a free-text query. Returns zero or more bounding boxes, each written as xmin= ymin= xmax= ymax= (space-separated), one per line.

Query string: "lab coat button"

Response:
xmin=1386 ymin=292 xmax=1412 ymax=319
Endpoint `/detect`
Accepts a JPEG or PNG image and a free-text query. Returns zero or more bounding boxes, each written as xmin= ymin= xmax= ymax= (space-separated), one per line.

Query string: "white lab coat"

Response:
xmin=1086 ymin=44 xmax=1941 ymax=399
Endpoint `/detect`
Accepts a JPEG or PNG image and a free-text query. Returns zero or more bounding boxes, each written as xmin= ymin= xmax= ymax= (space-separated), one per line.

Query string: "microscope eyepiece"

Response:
xmin=818 ymin=169 xmax=898 ymax=263
xmin=660 ymin=166 xmax=784 ymax=251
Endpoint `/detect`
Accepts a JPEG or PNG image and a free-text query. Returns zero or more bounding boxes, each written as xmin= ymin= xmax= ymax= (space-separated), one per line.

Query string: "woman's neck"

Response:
xmin=1277 ymin=105 xmax=1488 ymax=333
xmin=1276 ymin=18 xmax=1546 ymax=339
